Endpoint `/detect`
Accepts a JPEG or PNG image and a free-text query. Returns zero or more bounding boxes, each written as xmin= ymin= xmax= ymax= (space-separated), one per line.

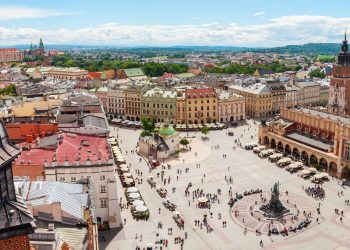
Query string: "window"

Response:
xmin=100 ymin=199 xmax=108 ymax=208
xmin=100 ymin=185 xmax=106 ymax=193
xmin=71 ymin=177 xmax=76 ymax=182
xmin=60 ymin=177 xmax=65 ymax=182
xmin=100 ymin=175 xmax=106 ymax=181
xmin=345 ymin=145 xmax=350 ymax=161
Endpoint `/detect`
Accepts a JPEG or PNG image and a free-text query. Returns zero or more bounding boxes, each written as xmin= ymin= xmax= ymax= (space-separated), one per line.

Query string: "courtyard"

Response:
xmin=100 ymin=120 xmax=350 ymax=250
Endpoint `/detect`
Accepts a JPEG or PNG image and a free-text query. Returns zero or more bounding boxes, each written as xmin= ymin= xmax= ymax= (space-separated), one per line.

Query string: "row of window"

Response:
xmin=142 ymin=110 xmax=173 ymax=116
xmin=188 ymin=112 xmax=216 ymax=118
xmin=59 ymin=175 xmax=106 ymax=182
xmin=188 ymin=99 xmax=215 ymax=104
xmin=143 ymin=103 xmax=174 ymax=109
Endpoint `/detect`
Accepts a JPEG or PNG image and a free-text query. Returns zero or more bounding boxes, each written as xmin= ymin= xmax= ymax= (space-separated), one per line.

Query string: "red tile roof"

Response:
xmin=14 ymin=133 xmax=110 ymax=166
xmin=6 ymin=123 xmax=59 ymax=142
xmin=185 ymin=88 xmax=217 ymax=99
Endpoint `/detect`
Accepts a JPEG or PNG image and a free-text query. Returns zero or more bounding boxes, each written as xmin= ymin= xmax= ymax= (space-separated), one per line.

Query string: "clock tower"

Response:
xmin=328 ymin=31 xmax=350 ymax=115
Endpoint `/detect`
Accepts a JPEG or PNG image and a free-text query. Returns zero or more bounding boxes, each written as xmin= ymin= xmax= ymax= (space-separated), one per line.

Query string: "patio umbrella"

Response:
xmin=173 ymin=211 xmax=181 ymax=216
xmin=124 ymin=178 xmax=134 ymax=184
xmin=119 ymin=164 xmax=128 ymax=168
xmin=120 ymin=167 xmax=129 ymax=172
xmin=128 ymin=192 xmax=140 ymax=199
xmin=308 ymin=167 xmax=317 ymax=172
xmin=123 ymin=173 xmax=132 ymax=178
xmin=132 ymin=200 xmax=144 ymax=206
xmin=198 ymin=197 xmax=209 ymax=203
xmin=135 ymin=205 xmax=148 ymax=212
xmin=147 ymin=175 xmax=154 ymax=180
xmin=127 ymin=187 xmax=139 ymax=193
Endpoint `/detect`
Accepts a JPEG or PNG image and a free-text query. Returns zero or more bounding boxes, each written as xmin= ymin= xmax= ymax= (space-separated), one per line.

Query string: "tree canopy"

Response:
xmin=200 ymin=126 xmax=209 ymax=138
xmin=179 ymin=138 xmax=190 ymax=148
xmin=141 ymin=118 xmax=156 ymax=136
xmin=309 ymin=68 xmax=326 ymax=79
xmin=51 ymin=55 xmax=188 ymax=77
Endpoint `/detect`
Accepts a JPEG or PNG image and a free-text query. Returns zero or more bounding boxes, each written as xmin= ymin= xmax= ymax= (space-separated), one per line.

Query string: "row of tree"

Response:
xmin=204 ymin=62 xmax=302 ymax=75
xmin=51 ymin=55 xmax=188 ymax=77
xmin=0 ymin=84 xmax=16 ymax=96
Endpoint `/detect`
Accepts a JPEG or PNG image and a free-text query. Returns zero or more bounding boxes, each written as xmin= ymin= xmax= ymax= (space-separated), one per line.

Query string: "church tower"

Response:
xmin=328 ymin=31 xmax=350 ymax=115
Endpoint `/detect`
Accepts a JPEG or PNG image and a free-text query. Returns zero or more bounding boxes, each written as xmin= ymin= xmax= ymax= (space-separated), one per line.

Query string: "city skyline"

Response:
xmin=0 ymin=1 xmax=349 ymax=46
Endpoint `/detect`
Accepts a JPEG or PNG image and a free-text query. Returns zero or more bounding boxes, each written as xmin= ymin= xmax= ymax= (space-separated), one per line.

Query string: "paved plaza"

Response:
xmin=100 ymin=120 xmax=350 ymax=250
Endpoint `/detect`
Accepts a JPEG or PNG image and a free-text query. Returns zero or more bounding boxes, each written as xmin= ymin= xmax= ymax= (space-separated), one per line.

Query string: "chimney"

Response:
xmin=48 ymin=223 xmax=54 ymax=231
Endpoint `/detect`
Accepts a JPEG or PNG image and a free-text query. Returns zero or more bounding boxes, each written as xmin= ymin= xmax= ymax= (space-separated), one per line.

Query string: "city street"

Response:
xmin=100 ymin=120 xmax=350 ymax=250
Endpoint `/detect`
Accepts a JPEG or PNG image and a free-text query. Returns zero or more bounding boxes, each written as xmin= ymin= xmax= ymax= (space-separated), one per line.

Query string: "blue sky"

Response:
xmin=0 ymin=0 xmax=349 ymax=46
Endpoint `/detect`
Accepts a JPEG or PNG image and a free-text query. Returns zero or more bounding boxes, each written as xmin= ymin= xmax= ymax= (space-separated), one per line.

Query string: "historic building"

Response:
xmin=328 ymin=32 xmax=350 ymax=115
xmin=26 ymin=38 xmax=45 ymax=58
xmin=175 ymin=88 xmax=187 ymax=125
xmin=0 ymin=120 xmax=35 ymax=249
xmin=266 ymin=79 xmax=287 ymax=114
xmin=217 ymin=90 xmax=245 ymax=123
xmin=0 ymin=48 xmax=24 ymax=62
xmin=259 ymin=107 xmax=350 ymax=180
xmin=284 ymin=83 xmax=303 ymax=108
xmin=294 ymin=80 xmax=320 ymax=106
xmin=47 ymin=67 xmax=89 ymax=80
xmin=141 ymin=87 xmax=177 ymax=123
xmin=139 ymin=123 xmax=179 ymax=159
xmin=124 ymin=86 xmax=143 ymax=121
xmin=106 ymin=89 xmax=125 ymax=119
xmin=185 ymin=87 xmax=218 ymax=124
xmin=230 ymin=84 xmax=273 ymax=118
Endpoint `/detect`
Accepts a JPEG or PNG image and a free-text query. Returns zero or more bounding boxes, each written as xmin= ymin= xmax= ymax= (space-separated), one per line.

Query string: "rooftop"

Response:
xmin=294 ymin=107 xmax=350 ymax=124
xmin=15 ymin=132 xmax=111 ymax=166
xmin=15 ymin=180 xmax=86 ymax=220
xmin=230 ymin=83 xmax=271 ymax=95
xmin=285 ymin=131 xmax=333 ymax=152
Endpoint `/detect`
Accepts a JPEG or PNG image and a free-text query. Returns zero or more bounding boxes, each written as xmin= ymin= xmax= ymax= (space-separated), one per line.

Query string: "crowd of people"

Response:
xmin=304 ymin=185 xmax=325 ymax=200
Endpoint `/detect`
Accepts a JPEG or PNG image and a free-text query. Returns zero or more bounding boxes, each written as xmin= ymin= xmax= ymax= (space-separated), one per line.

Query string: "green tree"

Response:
xmin=179 ymin=138 xmax=189 ymax=149
xmin=201 ymin=126 xmax=209 ymax=138
xmin=309 ymin=68 xmax=326 ymax=79
xmin=141 ymin=118 xmax=156 ymax=136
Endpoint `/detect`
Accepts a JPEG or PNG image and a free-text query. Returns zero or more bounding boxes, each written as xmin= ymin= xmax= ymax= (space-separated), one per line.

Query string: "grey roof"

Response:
xmin=285 ymin=131 xmax=333 ymax=152
xmin=297 ymin=107 xmax=350 ymax=124
xmin=16 ymin=181 xmax=85 ymax=220
xmin=36 ymin=135 xmax=58 ymax=148
xmin=0 ymin=119 xmax=35 ymax=239
xmin=82 ymin=114 xmax=108 ymax=129
xmin=0 ymin=119 xmax=21 ymax=165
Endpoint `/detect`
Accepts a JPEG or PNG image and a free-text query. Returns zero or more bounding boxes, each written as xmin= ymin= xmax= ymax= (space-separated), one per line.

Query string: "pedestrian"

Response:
xmin=260 ymin=240 xmax=263 ymax=247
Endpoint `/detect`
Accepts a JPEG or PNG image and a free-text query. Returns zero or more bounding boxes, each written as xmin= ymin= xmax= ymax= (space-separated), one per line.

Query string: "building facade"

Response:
xmin=176 ymin=89 xmax=187 ymax=125
xmin=258 ymin=107 xmax=350 ymax=180
xmin=218 ymin=90 xmax=245 ymax=123
xmin=285 ymin=83 xmax=303 ymax=108
xmin=295 ymin=80 xmax=320 ymax=106
xmin=0 ymin=48 xmax=24 ymax=62
xmin=230 ymin=84 xmax=273 ymax=118
xmin=141 ymin=87 xmax=177 ymax=123
xmin=48 ymin=67 xmax=89 ymax=80
xmin=266 ymin=80 xmax=287 ymax=114
xmin=106 ymin=89 xmax=125 ymax=119
xmin=124 ymin=87 xmax=142 ymax=121
xmin=328 ymin=33 xmax=350 ymax=115
xmin=185 ymin=87 xmax=218 ymax=124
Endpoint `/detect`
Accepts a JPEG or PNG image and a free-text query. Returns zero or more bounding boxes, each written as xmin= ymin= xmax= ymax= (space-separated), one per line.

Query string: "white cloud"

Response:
xmin=254 ymin=12 xmax=265 ymax=17
xmin=0 ymin=15 xmax=349 ymax=46
xmin=0 ymin=5 xmax=80 ymax=21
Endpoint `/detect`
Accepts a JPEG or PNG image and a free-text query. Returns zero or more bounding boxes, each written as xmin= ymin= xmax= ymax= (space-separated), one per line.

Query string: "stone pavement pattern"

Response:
xmin=99 ymin=121 xmax=350 ymax=250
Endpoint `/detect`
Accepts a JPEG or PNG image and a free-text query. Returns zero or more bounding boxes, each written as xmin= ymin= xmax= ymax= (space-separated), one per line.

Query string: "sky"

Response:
xmin=0 ymin=0 xmax=349 ymax=47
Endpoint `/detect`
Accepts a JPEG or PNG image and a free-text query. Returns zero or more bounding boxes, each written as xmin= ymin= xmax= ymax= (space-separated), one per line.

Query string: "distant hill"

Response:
xmin=2 ymin=43 xmax=341 ymax=55
xmin=253 ymin=43 xmax=340 ymax=55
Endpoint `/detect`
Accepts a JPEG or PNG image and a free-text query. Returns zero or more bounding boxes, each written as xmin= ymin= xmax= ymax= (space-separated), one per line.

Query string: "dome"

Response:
xmin=159 ymin=125 xmax=175 ymax=136
xmin=157 ymin=143 xmax=169 ymax=152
